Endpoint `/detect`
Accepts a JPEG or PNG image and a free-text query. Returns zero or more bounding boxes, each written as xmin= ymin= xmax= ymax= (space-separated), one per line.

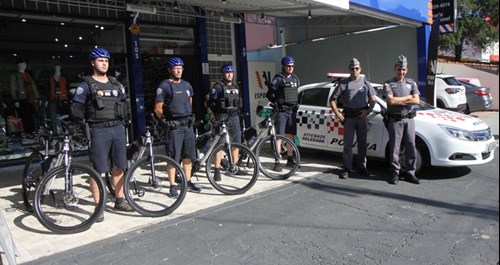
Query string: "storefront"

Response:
xmin=0 ymin=0 xmax=431 ymax=164
xmin=0 ymin=1 xmax=233 ymax=163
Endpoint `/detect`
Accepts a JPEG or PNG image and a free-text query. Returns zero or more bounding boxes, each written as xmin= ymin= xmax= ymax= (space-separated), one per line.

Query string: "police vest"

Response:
xmin=83 ymin=76 xmax=125 ymax=122
xmin=214 ymin=81 xmax=241 ymax=114
xmin=161 ymin=81 xmax=193 ymax=120
xmin=275 ymin=74 xmax=299 ymax=105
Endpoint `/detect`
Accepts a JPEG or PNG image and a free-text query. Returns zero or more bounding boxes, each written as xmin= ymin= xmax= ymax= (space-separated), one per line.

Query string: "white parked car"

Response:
xmin=293 ymin=78 xmax=496 ymax=174
xmin=435 ymin=74 xmax=467 ymax=112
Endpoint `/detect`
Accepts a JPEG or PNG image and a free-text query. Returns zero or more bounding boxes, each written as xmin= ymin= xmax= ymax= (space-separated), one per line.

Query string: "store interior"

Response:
xmin=0 ymin=15 xmax=195 ymax=162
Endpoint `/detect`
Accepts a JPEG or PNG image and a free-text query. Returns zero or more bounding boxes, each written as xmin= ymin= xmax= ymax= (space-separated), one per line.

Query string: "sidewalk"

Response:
xmin=0 ymin=153 xmax=333 ymax=264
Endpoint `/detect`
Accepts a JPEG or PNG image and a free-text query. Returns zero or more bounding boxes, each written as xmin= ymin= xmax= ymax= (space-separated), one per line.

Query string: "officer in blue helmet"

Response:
xmin=266 ymin=56 xmax=300 ymax=172
xmin=154 ymin=57 xmax=202 ymax=198
xmin=71 ymin=47 xmax=133 ymax=222
xmin=329 ymin=58 xmax=376 ymax=179
xmin=384 ymin=55 xmax=420 ymax=185
xmin=208 ymin=64 xmax=243 ymax=181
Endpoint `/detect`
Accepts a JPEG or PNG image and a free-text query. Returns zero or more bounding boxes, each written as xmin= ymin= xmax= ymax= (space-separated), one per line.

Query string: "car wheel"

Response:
xmin=436 ymin=100 xmax=445 ymax=109
xmin=464 ymin=104 xmax=471 ymax=115
xmin=415 ymin=138 xmax=429 ymax=176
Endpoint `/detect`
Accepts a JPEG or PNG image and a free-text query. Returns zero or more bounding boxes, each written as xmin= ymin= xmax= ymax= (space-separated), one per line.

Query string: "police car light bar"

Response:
xmin=326 ymin=73 xmax=350 ymax=78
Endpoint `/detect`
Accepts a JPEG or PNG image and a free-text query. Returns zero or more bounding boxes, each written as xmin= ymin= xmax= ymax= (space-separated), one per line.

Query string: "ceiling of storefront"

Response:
xmin=0 ymin=0 xmax=423 ymax=63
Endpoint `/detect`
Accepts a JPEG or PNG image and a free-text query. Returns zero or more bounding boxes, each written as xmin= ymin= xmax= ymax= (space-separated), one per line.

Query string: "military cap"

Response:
xmin=396 ymin=55 xmax=407 ymax=68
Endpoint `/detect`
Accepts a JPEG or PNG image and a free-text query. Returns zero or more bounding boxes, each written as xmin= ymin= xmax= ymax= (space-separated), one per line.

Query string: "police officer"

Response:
xmin=71 ymin=47 xmax=133 ymax=222
xmin=208 ymin=64 xmax=243 ymax=181
xmin=154 ymin=57 xmax=202 ymax=198
xmin=384 ymin=55 xmax=420 ymax=185
xmin=330 ymin=58 xmax=376 ymax=179
xmin=266 ymin=56 xmax=300 ymax=172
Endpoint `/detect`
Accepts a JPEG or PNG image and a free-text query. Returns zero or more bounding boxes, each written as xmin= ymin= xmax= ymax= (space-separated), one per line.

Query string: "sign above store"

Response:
xmin=432 ymin=0 xmax=457 ymax=33
xmin=311 ymin=0 xmax=349 ymax=10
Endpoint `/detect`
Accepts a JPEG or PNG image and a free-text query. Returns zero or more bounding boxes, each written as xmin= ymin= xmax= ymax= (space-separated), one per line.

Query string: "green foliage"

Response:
xmin=438 ymin=0 xmax=499 ymax=61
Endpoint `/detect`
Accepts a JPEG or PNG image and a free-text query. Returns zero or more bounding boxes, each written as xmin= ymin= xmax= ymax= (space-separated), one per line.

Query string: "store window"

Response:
xmin=0 ymin=17 xmax=127 ymax=162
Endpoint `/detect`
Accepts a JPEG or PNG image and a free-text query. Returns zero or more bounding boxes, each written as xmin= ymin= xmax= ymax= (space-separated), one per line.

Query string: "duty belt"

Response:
xmin=343 ymin=108 xmax=365 ymax=119
xmin=166 ymin=117 xmax=193 ymax=128
xmin=90 ymin=120 xmax=122 ymax=128
xmin=276 ymin=104 xmax=296 ymax=112
xmin=388 ymin=111 xmax=416 ymax=120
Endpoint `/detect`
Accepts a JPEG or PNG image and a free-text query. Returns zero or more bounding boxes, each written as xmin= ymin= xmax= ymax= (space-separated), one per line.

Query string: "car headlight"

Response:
xmin=439 ymin=124 xmax=477 ymax=141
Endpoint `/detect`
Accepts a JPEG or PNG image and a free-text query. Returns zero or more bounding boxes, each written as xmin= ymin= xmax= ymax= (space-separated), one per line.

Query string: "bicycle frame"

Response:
xmin=194 ymin=120 xmax=234 ymax=172
xmin=246 ymin=111 xmax=281 ymax=161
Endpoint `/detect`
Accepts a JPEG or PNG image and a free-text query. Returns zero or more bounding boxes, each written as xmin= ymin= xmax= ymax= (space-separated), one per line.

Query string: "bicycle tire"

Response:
xmin=33 ymin=162 xmax=106 ymax=234
xmin=22 ymin=152 xmax=54 ymax=212
xmin=255 ymin=135 xmax=300 ymax=180
xmin=124 ymin=155 xmax=187 ymax=217
xmin=205 ymin=143 xmax=259 ymax=195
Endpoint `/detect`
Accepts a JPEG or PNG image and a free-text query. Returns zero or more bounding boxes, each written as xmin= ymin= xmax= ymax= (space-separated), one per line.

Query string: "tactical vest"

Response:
xmin=275 ymin=74 xmax=299 ymax=105
xmin=162 ymin=81 xmax=193 ymax=120
xmin=83 ymin=76 xmax=125 ymax=122
xmin=215 ymin=81 xmax=241 ymax=113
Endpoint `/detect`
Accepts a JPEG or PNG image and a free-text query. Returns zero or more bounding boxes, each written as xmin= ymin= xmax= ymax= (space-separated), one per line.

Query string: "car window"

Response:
xmin=373 ymin=85 xmax=384 ymax=99
xmin=299 ymin=87 xmax=330 ymax=107
xmin=441 ymin=76 xmax=461 ymax=86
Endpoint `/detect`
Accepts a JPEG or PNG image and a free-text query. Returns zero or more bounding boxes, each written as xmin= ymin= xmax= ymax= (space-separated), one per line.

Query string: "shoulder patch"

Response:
xmin=156 ymin=88 xmax=163 ymax=96
xmin=76 ymin=86 xmax=84 ymax=95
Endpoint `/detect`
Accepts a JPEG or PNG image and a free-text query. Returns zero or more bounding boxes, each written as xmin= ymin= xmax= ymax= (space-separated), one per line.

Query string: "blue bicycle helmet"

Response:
xmin=220 ymin=64 xmax=235 ymax=73
xmin=89 ymin=47 xmax=111 ymax=60
xmin=167 ymin=57 xmax=184 ymax=68
xmin=281 ymin=56 xmax=295 ymax=65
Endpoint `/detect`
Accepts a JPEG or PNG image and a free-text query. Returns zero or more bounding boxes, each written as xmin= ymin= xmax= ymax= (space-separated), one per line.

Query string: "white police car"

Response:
xmin=294 ymin=74 xmax=497 ymax=174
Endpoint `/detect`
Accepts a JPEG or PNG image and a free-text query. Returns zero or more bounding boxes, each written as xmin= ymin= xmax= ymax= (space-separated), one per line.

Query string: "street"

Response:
xmin=26 ymin=145 xmax=499 ymax=265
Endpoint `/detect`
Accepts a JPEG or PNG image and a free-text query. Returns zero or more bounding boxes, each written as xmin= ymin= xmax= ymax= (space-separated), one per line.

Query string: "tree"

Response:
xmin=439 ymin=0 xmax=499 ymax=62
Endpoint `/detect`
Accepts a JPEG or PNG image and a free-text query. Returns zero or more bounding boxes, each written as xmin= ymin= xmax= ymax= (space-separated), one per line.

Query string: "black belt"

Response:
xmin=166 ymin=118 xmax=192 ymax=128
xmin=277 ymin=104 xmax=297 ymax=112
xmin=90 ymin=120 xmax=122 ymax=128
xmin=388 ymin=111 xmax=416 ymax=120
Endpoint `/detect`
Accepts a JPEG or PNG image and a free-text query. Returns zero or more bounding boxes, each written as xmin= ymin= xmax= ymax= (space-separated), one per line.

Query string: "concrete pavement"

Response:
xmin=1 ymin=110 xmax=498 ymax=264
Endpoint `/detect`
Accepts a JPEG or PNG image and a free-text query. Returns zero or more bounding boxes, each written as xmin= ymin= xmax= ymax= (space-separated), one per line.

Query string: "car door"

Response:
xmin=296 ymin=87 xmax=333 ymax=151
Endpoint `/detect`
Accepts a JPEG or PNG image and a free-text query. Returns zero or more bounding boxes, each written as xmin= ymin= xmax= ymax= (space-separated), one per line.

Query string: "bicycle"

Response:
xmin=242 ymin=105 xmax=301 ymax=180
xmin=32 ymin=119 xmax=106 ymax=234
xmin=21 ymin=117 xmax=90 ymax=211
xmin=193 ymin=117 xmax=259 ymax=195
xmin=22 ymin=117 xmax=112 ymax=212
xmin=123 ymin=120 xmax=187 ymax=217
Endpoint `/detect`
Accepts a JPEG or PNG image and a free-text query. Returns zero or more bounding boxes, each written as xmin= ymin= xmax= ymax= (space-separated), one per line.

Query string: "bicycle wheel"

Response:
xmin=255 ymin=135 xmax=300 ymax=180
xmin=124 ymin=155 xmax=187 ymax=217
xmin=22 ymin=152 xmax=53 ymax=212
xmin=33 ymin=163 xmax=106 ymax=234
xmin=206 ymin=143 xmax=259 ymax=195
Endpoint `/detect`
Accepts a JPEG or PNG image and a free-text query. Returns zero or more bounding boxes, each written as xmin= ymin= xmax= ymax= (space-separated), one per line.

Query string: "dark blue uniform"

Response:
xmin=155 ymin=79 xmax=196 ymax=162
xmin=268 ymin=74 xmax=300 ymax=135
xmin=72 ymin=78 xmax=127 ymax=174
xmin=209 ymin=81 xmax=242 ymax=144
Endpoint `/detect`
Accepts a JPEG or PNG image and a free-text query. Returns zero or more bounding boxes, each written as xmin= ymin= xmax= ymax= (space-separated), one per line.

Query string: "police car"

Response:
xmin=294 ymin=74 xmax=497 ymax=174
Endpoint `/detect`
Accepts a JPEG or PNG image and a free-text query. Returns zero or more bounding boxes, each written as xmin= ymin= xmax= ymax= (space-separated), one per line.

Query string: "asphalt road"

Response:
xmin=28 ymin=145 xmax=499 ymax=265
